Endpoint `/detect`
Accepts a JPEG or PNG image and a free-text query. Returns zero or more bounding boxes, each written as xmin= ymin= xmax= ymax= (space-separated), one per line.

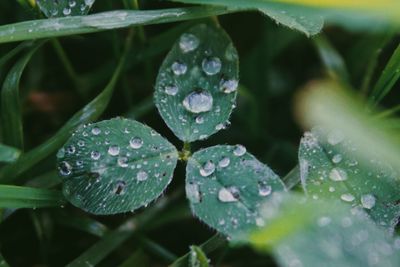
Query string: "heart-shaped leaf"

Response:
xmin=36 ymin=0 xmax=95 ymax=18
xmin=155 ymin=23 xmax=239 ymax=142
xmin=56 ymin=118 xmax=178 ymax=215
xmin=299 ymin=127 xmax=400 ymax=232
xmin=249 ymin=193 xmax=400 ymax=267
xmin=186 ymin=145 xmax=286 ymax=237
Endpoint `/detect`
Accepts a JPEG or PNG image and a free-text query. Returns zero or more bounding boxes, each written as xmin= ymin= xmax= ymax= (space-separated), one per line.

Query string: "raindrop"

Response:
xmin=137 ymin=170 xmax=148 ymax=181
xmin=195 ymin=115 xmax=204 ymax=124
xmin=165 ymin=85 xmax=178 ymax=96
xmin=63 ymin=7 xmax=71 ymax=15
xmin=218 ymin=157 xmax=230 ymax=168
xmin=91 ymin=127 xmax=101 ymax=135
xmin=179 ymin=33 xmax=199 ymax=53
xmin=113 ymin=180 xmax=126 ymax=195
xmin=202 ymin=57 xmax=221 ymax=75
xmin=218 ymin=187 xmax=239 ymax=202
xmin=69 ymin=1 xmax=76 ymax=7
xmin=77 ymin=140 xmax=85 ymax=147
xmin=182 ymin=90 xmax=213 ymax=113
xmin=220 ymin=79 xmax=238 ymax=93
xmin=361 ymin=194 xmax=376 ymax=209
xmin=108 ymin=145 xmax=120 ymax=156
xmin=186 ymin=183 xmax=201 ymax=203
xmin=332 ymin=154 xmax=342 ymax=164
xmin=91 ymin=151 xmax=100 ymax=160
xmin=233 ymin=145 xmax=246 ymax=156
xmin=171 ymin=61 xmax=187 ymax=75
xmin=341 ymin=193 xmax=355 ymax=202
xmin=329 ymin=168 xmax=348 ymax=181
xmin=118 ymin=157 xmax=129 ymax=168
xmin=58 ymin=161 xmax=72 ymax=176
xmin=66 ymin=145 xmax=76 ymax=154
xmin=258 ymin=182 xmax=272 ymax=196
xmin=200 ymin=161 xmax=215 ymax=177
xmin=129 ymin=137 xmax=143 ymax=149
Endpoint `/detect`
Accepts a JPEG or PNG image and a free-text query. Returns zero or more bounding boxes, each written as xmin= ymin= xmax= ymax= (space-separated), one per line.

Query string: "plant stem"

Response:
xmin=179 ymin=142 xmax=192 ymax=161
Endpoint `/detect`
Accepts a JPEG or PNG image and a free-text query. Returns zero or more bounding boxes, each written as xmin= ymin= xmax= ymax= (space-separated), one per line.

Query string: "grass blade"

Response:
xmin=1 ymin=42 xmax=43 ymax=149
xmin=0 ymin=144 xmax=21 ymax=163
xmin=0 ymin=7 xmax=236 ymax=44
xmin=0 ymin=41 xmax=34 ymax=70
xmin=0 ymin=185 xmax=65 ymax=208
xmin=118 ymin=249 xmax=149 ymax=267
xmin=53 ymin=211 xmax=109 ymax=237
xmin=0 ymin=253 xmax=10 ymax=267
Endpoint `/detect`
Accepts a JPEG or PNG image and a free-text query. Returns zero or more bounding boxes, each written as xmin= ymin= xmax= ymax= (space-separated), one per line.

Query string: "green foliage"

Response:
xmin=36 ymin=0 xmax=95 ymax=18
xmin=189 ymin=245 xmax=210 ymax=267
xmin=155 ymin=24 xmax=238 ymax=141
xmin=186 ymin=145 xmax=285 ymax=237
xmin=0 ymin=144 xmax=20 ymax=163
xmin=57 ymin=118 xmax=178 ymax=214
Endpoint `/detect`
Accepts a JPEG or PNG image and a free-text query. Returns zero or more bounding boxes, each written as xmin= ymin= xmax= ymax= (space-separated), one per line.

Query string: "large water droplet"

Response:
xmin=218 ymin=157 xmax=230 ymax=168
xmin=218 ymin=187 xmax=239 ymax=202
xmin=129 ymin=137 xmax=143 ymax=149
xmin=91 ymin=127 xmax=101 ymax=135
xmin=58 ymin=161 xmax=72 ymax=176
xmin=91 ymin=151 xmax=100 ymax=160
xmin=233 ymin=145 xmax=246 ymax=156
xmin=108 ymin=145 xmax=120 ymax=156
xmin=200 ymin=161 xmax=215 ymax=177
xmin=341 ymin=193 xmax=355 ymax=202
xmin=220 ymin=79 xmax=238 ymax=94
xmin=186 ymin=183 xmax=201 ymax=203
xmin=137 ymin=170 xmax=148 ymax=181
xmin=179 ymin=33 xmax=200 ymax=53
xmin=361 ymin=194 xmax=376 ymax=209
xmin=329 ymin=168 xmax=348 ymax=181
xmin=182 ymin=90 xmax=213 ymax=113
xmin=171 ymin=61 xmax=187 ymax=75
xmin=202 ymin=57 xmax=221 ymax=75
xmin=258 ymin=182 xmax=272 ymax=196
xmin=165 ymin=85 xmax=178 ymax=96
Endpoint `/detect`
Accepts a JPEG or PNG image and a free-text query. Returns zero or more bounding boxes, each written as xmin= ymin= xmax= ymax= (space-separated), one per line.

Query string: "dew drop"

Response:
xmin=218 ymin=157 xmax=230 ymax=168
xmin=165 ymin=85 xmax=178 ymax=96
xmin=361 ymin=194 xmax=376 ymax=209
xmin=91 ymin=127 xmax=101 ymax=135
xmin=186 ymin=183 xmax=201 ymax=203
xmin=341 ymin=193 xmax=355 ymax=202
xmin=137 ymin=170 xmax=148 ymax=181
xmin=329 ymin=168 xmax=348 ymax=181
xmin=202 ymin=57 xmax=221 ymax=75
xmin=129 ymin=137 xmax=143 ymax=149
xmin=233 ymin=145 xmax=246 ymax=156
xmin=69 ymin=1 xmax=76 ymax=7
xmin=332 ymin=154 xmax=342 ymax=164
xmin=256 ymin=217 xmax=265 ymax=227
xmin=108 ymin=145 xmax=120 ymax=156
xmin=63 ymin=7 xmax=71 ymax=15
xmin=218 ymin=187 xmax=239 ymax=202
xmin=58 ymin=161 xmax=72 ymax=176
xmin=171 ymin=61 xmax=187 ymax=75
xmin=66 ymin=145 xmax=76 ymax=154
xmin=200 ymin=161 xmax=215 ymax=177
xmin=179 ymin=33 xmax=199 ymax=53
xmin=118 ymin=157 xmax=128 ymax=168
xmin=195 ymin=115 xmax=204 ymax=124
xmin=220 ymin=79 xmax=238 ymax=93
xmin=113 ymin=180 xmax=126 ymax=195
xmin=327 ymin=130 xmax=344 ymax=145
xmin=182 ymin=90 xmax=213 ymax=113
xmin=91 ymin=151 xmax=100 ymax=160
xmin=258 ymin=182 xmax=272 ymax=196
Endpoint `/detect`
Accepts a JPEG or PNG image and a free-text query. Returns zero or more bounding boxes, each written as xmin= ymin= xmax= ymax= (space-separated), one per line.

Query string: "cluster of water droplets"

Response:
xmin=37 ymin=0 xmax=95 ymax=18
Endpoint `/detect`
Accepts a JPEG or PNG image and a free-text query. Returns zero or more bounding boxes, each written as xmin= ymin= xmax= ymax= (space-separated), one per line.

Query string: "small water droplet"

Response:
xmin=202 ymin=57 xmax=221 ymax=75
xmin=66 ymin=145 xmax=76 ymax=154
xmin=233 ymin=145 xmax=246 ymax=156
xmin=329 ymin=168 xmax=348 ymax=181
xmin=91 ymin=151 xmax=100 ymax=160
xmin=341 ymin=193 xmax=355 ymax=202
xmin=258 ymin=182 xmax=272 ymax=196
xmin=58 ymin=161 xmax=72 ymax=176
xmin=179 ymin=33 xmax=199 ymax=53
xmin=332 ymin=154 xmax=342 ymax=164
xmin=113 ymin=180 xmax=126 ymax=195
xmin=171 ymin=61 xmax=187 ymax=75
xmin=182 ymin=90 xmax=213 ymax=113
xmin=137 ymin=170 xmax=148 ymax=181
xmin=200 ymin=161 xmax=215 ymax=177
xmin=91 ymin=127 xmax=101 ymax=135
xmin=118 ymin=157 xmax=128 ymax=168
xmin=327 ymin=130 xmax=344 ymax=145
xmin=108 ymin=145 xmax=120 ymax=156
xmin=130 ymin=137 xmax=143 ymax=149
xmin=63 ymin=7 xmax=71 ymax=15
xmin=361 ymin=194 xmax=376 ymax=209
xmin=317 ymin=216 xmax=332 ymax=227
xmin=218 ymin=157 xmax=230 ymax=168
xmin=195 ymin=115 xmax=204 ymax=124
xmin=186 ymin=183 xmax=201 ymax=203
xmin=77 ymin=140 xmax=85 ymax=147
xmin=165 ymin=85 xmax=178 ymax=96
xmin=220 ymin=79 xmax=238 ymax=93
xmin=218 ymin=187 xmax=239 ymax=202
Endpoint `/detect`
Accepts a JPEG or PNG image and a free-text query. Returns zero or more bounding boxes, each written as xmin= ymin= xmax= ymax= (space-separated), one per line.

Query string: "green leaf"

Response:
xmin=299 ymin=127 xmax=400 ymax=232
xmin=189 ymin=246 xmax=209 ymax=267
xmin=1 ymin=42 xmax=43 ymax=149
xmin=36 ymin=0 xmax=95 ymax=18
xmin=155 ymin=24 xmax=239 ymax=142
xmin=0 ymin=185 xmax=65 ymax=209
xmin=53 ymin=211 xmax=108 ymax=237
xmin=186 ymin=145 xmax=286 ymax=237
xmin=57 ymin=118 xmax=178 ymax=215
xmin=0 ymin=253 xmax=10 ymax=267
xmin=0 ymin=6 xmax=236 ymax=44
xmin=0 ymin=144 xmax=21 ymax=163
xmin=249 ymin=193 xmax=400 ymax=267
xmin=369 ymin=43 xmax=400 ymax=106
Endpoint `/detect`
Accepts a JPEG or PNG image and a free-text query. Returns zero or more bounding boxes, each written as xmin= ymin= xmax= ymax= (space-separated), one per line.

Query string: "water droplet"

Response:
xmin=171 ymin=61 xmax=187 ymax=75
xmin=220 ymin=79 xmax=238 ymax=93
xmin=129 ymin=137 xmax=143 ymax=149
xmin=137 ymin=170 xmax=148 ymax=181
xmin=186 ymin=183 xmax=201 ymax=203
xmin=233 ymin=145 xmax=246 ymax=156
xmin=218 ymin=187 xmax=239 ymax=202
xmin=327 ymin=130 xmax=344 ymax=145
xmin=256 ymin=217 xmax=265 ymax=227
xmin=202 ymin=57 xmax=221 ymax=75
xmin=58 ymin=161 xmax=72 ymax=176
xmin=165 ymin=85 xmax=178 ymax=96
xmin=361 ymin=194 xmax=376 ymax=209
xmin=200 ymin=161 xmax=215 ymax=177
xmin=113 ymin=180 xmax=126 ymax=195
xmin=182 ymin=90 xmax=213 ymax=113
xmin=77 ymin=140 xmax=85 ymax=147
xmin=108 ymin=145 xmax=120 ymax=156
xmin=329 ymin=168 xmax=348 ymax=181
xmin=179 ymin=33 xmax=199 ymax=53
xmin=63 ymin=7 xmax=71 ymax=15
xmin=317 ymin=216 xmax=332 ymax=227
xmin=341 ymin=193 xmax=355 ymax=202
xmin=218 ymin=157 xmax=230 ymax=168
xmin=69 ymin=1 xmax=76 ymax=7
xmin=332 ymin=154 xmax=342 ymax=164
xmin=66 ymin=145 xmax=76 ymax=154
xmin=195 ymin=115 xmax=204 ymax=124
xmin=91 ymin=151 xmax=100 ymax=160
xmin=118 ymin=157 xmax=128 ymax=168
xmin=258 ymin=182 xmax=272 ymax=196
xmin=91 ymin=127 xmax=101 ymax=135
xmin=84 ymin=0 xmax=95 ymax=5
